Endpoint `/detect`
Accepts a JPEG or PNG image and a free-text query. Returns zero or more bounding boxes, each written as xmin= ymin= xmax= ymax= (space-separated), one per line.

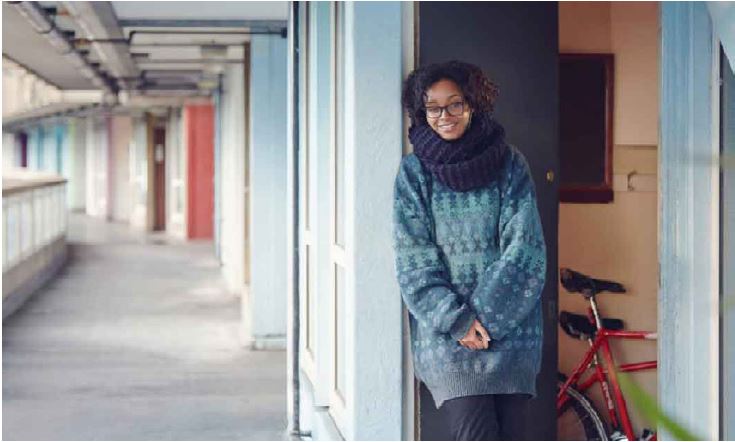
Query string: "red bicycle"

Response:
xmin=556 ymin=268 xmax=658 ymax=441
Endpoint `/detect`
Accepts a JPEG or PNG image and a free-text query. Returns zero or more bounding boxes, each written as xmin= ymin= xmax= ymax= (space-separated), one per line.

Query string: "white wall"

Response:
xmin=85 ymin=117 xmax=109 ymax=218
xmin=708 ymin=2 xmax=735 ymax=77
xmin=42 ymin=124 xmax=59 ymax=174
xmin=558 ymin=3 xmax=659 ymax=435
xmin=129 ymin=115 xmax=149 ymax=230
xmin=249 ymin=34 xmax=289 ymax=349
xmin=2 ymin=132 xmax=18 ymax=168
xmin=166 ymin=107 xmax=187 ymax=239
xmin=69 ymin=118 xmax=87 ymax=212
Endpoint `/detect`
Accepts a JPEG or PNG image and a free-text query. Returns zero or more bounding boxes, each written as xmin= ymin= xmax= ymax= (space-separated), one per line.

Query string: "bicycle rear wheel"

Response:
xmin=558 ymin=376 xmax=608 ymax=440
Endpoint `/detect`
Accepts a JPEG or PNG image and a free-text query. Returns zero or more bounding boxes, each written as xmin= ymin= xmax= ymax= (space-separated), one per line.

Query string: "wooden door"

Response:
xmin=153 ymin=127 xmax=166 ymax=231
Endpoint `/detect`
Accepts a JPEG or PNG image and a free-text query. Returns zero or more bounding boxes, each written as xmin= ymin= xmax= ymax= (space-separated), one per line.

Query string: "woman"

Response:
xmin=392 ymin=60 xmax=547 ymax=441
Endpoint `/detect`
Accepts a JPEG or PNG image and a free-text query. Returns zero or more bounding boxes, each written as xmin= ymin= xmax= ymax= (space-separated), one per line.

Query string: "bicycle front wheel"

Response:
xmin=557 ymin=377 xmax=608 ymax=440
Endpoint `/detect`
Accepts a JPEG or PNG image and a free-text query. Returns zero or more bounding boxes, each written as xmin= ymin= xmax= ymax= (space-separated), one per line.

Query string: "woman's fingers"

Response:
xmin=461 ymin=341 xmax=473 ymax=350
xmin=459 ymin=319 xmax=494 ymax=351
xmin=473 ymin=322 xmax=491 ymax=349
xmin=459 ymin=335 xmax=483 ymax=350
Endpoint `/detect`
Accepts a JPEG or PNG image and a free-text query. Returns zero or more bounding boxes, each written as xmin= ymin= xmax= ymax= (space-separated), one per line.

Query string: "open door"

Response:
xmin=18 ymin=132 xmax=28 ymax=168
xmin=153 ymin=125 xmax=166 ymax=231
xmin=415 ymin=3 xmax=559 ymax=440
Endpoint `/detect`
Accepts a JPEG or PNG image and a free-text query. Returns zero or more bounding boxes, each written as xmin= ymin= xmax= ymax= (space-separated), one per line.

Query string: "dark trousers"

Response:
xmin=439 ymin=394 xmax=531 ymax=441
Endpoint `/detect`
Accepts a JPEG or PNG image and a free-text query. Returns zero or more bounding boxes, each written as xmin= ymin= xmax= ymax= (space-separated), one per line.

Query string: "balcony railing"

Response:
xmin=3 ymin=168 xmax=68 ymax=319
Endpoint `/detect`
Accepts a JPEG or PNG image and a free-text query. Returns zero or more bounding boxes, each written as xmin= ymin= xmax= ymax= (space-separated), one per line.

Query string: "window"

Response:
xmin=298 ymin=2 xmax=350 ymax=432
xmin=300 ymin=1 xmax=317 ymax=380
xmin=329 ymin=0 xmax=348 ymax=428
xmin=559 ymin=54 xmax=614 ymax=203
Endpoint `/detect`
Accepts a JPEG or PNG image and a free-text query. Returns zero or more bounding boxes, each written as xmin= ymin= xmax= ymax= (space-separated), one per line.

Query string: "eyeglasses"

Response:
xmin=425 ymin=101 xmax=466 ymax=119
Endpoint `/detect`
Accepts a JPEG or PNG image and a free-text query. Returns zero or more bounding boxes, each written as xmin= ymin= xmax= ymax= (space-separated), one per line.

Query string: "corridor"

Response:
xmin=2 ymin=214 xmax=287 ymax=441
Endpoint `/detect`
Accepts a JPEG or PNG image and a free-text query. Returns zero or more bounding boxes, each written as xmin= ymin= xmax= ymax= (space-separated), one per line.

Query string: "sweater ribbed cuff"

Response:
xmin=449 ymin=307 xmax=477 ymax=342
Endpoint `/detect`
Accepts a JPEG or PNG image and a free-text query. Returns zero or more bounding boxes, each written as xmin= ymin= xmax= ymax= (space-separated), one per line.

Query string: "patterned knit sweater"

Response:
xmin=392 ymin=145 xmax=546 ymax=408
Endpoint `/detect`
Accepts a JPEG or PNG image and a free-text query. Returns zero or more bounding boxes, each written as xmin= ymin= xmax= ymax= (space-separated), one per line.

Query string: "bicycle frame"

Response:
xmin=558 ymin=305 xmax=658 ymax=441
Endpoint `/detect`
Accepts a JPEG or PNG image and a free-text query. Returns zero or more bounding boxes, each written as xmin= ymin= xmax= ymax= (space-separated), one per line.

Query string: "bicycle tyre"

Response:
xmin=557 ymin=374 xmax=609 ymax=440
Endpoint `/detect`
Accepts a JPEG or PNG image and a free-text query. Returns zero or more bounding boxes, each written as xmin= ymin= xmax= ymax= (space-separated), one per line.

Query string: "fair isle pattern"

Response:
xmin=392 ymin=146 xmax=547 ymax=408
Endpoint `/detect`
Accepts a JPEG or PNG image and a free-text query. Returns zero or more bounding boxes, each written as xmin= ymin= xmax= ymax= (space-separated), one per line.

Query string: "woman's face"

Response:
xmin=424 ymin=79 xmax=472 ymax=141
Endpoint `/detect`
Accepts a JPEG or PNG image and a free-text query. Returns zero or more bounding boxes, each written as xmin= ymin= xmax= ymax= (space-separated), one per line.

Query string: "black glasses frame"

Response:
xmin=424 ymin=101 xmax=466 ymax=118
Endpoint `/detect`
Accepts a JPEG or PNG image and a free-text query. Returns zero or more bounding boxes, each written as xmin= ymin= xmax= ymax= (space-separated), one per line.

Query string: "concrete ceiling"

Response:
xmin=2 ymin=3 xmax=97 ymax=90
xmin=2 ymin=1 xmax=287 ymax=95
xmin=111 ymin=2 xmax=286 ymax=93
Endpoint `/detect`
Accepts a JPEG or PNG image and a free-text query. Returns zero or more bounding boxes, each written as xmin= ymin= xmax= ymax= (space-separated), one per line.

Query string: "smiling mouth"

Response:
xmin=438 ymin=122 xmax=458 ymax=130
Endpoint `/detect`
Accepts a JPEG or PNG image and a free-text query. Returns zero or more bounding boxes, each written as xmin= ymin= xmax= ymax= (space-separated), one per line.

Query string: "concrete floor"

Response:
xmin=3 ymin=214 xmax=287 ymax=440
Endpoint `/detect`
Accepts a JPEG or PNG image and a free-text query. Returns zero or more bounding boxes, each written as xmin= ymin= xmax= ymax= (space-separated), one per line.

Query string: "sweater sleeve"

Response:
xmin=470 ymin=148 xmax=547 ymax=341
xmin=392 ymin=156 xmax=477 ymax=341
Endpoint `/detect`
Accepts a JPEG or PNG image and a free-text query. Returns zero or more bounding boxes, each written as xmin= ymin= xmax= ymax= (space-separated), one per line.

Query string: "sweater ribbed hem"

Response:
xmin=421 ymin=351 xmax=539 ymax=409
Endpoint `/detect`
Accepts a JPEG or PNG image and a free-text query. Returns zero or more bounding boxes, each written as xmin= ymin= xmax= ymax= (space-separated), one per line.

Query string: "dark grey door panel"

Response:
xmin=416 ymin=2 xmax=559 ymax=440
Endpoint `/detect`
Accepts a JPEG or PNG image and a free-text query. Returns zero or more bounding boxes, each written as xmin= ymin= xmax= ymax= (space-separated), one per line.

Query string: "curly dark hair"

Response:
xmin=401 ymin=60 xmax=500 ymax=126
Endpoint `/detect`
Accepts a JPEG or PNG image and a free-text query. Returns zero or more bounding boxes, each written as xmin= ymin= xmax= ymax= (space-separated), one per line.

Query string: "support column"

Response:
xmin=660 ymin=3 xmax=720 ymax=439
xmin=343 ymin=2 xmax=404 ymax=439
xmin=249 ymin=34 xmax=289 ymax=349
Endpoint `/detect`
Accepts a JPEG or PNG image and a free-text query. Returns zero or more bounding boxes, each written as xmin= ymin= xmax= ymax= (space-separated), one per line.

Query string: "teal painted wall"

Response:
xmin=23 ymin=123 xmax=69 ymax=174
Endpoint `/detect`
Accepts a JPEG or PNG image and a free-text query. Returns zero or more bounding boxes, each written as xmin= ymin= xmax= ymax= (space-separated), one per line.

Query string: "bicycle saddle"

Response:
xmin=559 ymin=311 xmax=625 ymax=340
xmin=560 ymin=268 xmax=626 ymax=298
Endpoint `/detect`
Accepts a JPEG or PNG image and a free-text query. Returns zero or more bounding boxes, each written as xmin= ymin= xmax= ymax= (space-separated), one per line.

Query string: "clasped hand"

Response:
xmin=458 ymin=319 xmax=491 ymax=350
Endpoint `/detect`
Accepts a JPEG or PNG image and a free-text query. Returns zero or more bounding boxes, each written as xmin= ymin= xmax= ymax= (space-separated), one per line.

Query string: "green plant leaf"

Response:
xmin=723 ymin=152 xmax=735 ymax=170
xmin=617 ymin=372 xmax=702 ymax=441
xmin=723 ymin=292 xmax=735 ymax=310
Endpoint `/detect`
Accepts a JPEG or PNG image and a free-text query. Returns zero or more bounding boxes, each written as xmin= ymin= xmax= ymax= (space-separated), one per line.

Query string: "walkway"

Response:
xmin=3 ymin=214 xmax=287 ymax=440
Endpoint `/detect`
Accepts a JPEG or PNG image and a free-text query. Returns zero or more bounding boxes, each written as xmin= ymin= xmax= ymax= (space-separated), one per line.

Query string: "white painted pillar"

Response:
xmin=220 ymin=63 xmax=248 ymax=294
xmin=69 ymin=117 xmax=87 ymax=212
xmin=660 ymin=3 xmax=720 ymax=440
xmin=166 ymin=108 xmax=187 ymax=239
xmin=129 ymin=115 xmax=149 ymax=231
xmin=85 ymin=118 xmax=102 ymax=217
xmin=73 ymin=118 xmax=87 ymax=212
xmin=2 ymin=132 xmax=17 ymax=168
xmin=249 ymin=34 xmax=289 ymax=349
xmin=342 ymin=2 xmax=404 ymax=439
xmin=109 ymin=116 xmax=132 ymax=222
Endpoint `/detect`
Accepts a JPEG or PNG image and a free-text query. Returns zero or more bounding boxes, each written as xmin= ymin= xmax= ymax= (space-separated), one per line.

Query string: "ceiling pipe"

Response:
xmin=62 ymin=1 xmax=140 ymax=90
xmin=117 ymin=19 xmax=286 ymax=30
xmin=12 ymin=1 xmax=118 ymax=101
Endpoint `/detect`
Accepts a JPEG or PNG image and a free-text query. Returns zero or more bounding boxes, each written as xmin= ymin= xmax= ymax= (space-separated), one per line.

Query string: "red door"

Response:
xmin=186 ymin=104 xmax=214 ymax=239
